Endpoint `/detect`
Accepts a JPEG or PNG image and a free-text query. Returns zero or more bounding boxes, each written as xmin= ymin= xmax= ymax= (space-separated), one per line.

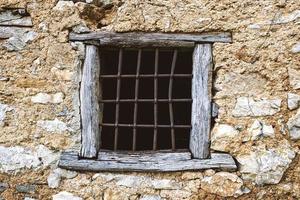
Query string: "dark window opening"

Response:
xmin=100 ymin=48 xmax=193 ymax=151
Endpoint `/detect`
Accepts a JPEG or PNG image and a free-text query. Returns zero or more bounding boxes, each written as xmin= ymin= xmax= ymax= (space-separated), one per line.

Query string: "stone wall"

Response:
xmin=0 ymin=0 xmax=300 ymax=199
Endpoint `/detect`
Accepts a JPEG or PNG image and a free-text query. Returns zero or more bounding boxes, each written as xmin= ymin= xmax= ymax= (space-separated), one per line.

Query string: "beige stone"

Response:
xmin=201 ymin=172 xmax=245 ymax=197
xmin=139 ymin=194 xmax=161 ymax=200
xmin=51 ymin=67 xmax=74 ymax=81
xmin=31 ymin=92 xmax=64 ymax=104
xmin=53 ymin=1 xmax=75 ymax=11
xmin=0 ymin=145 xmax=58 ymax=173
xmin=0 ymin=103 xmax=13 ymax=127
xmin=181 ymin=172 xmax=203 ymax=180
xmin=203 ymin=169 xmax=216 ymax=177
xmin=1 ymin=0 xmax=300 ymax=199
xmin=287 ymin=109 xmax=300 ymax=140
xmin=160 ymin=189 xmax=192 ymax=200
xmin=245 ymin=120 xmax=275 ymax=141
xmin=15 ymin=78 xmax=47 ymax=88
xmin=232 ymin=97 xmax=281 ymax=117
xmin=211 ymin=124 xmax=239 ymax=151
xmin=292 ymin=43 xmax=300 ymax=53
xmin=52 ymin=191 xmax=82 ymax=200
xmin=288 ymin=93 xmax=300 ymax=110
xmin=37 ymin=118 xmax=69 ymax=133
xmin=103 ymin=188 xmax=130 ymax=200
xmin=237 ymin=141 xmax=295 ymax=185
xmin=288 ymin=68 xmax=300 ymax=90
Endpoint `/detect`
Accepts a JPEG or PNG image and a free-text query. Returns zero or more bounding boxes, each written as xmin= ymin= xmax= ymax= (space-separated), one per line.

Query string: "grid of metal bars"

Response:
xmin=99 ymin=48 xmax=192 ymax=151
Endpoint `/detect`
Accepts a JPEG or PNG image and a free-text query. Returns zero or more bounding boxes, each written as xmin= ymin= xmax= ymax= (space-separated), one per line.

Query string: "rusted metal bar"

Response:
xmin=100 ymin=47 xmax=193 ymax=152
xmin=99 ymin=99 xmax=192 ymax=103
xmin=153 ymin=48 xmax=159 ymax=150
xmin=133 ymin=49 xmax=142 ymax=151
xmin=169 ymin=50 xmax=178 ymax=150
xmin=100 ymin=74 xmax=192 ymax=78
xmin=100 ymin=123 xmax=192 ymax=128
xmin=114 ymin=49 xmax=123 ymax=151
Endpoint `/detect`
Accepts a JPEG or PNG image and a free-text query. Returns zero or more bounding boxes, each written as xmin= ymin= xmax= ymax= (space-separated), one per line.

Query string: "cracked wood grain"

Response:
xmin=80 ymin=45 xmax=102 ymax=158
xmin=190 ymin=44 xmax=213 ymax=159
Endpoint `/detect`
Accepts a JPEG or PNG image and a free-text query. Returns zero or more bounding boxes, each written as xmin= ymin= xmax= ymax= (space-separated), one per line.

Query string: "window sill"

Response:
xmin=58 ymin=149 xmax=237 ymax=172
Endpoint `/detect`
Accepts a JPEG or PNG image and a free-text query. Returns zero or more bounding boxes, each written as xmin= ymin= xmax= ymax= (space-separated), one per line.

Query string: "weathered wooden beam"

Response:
xmin=69 ymin=31 xmax=232 ymax=44
xmin=190 ymin=44 xmax=213 ymax=159
xmin=58 ymin=151 xmax=237 ymax=172
xmin=79 ymin=38 xmax=195 ymax=48
xmin=80 ymin=45 xmax=102 ymax=158
xmin=97 ymin=150 xmax=191 ymax=162
xmin=99 ymin=39 xmax=195 ymax=48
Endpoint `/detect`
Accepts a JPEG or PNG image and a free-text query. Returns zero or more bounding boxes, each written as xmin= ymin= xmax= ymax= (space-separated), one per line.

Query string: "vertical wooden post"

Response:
xmin=190 ymin=44 xmax=213 ymax=159
xmin=80 ymin=45 xmax=101 ymax=158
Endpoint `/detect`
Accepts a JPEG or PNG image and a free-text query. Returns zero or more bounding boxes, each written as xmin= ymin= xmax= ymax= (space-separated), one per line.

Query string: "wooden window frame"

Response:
xmin=58 ymin=32 xmax=237 ymax=172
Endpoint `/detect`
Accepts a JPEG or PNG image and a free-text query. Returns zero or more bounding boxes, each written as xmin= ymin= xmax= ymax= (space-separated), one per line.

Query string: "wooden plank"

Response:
xmin=99 ymin=39 xmax=195 ymax=48
xmin=80 ymin=45 xmax=102 ymax=158
xmin=97 ymin=150 xmax=191 ymax=162
xmin=58 ymin=151 xmax=237 ymax=172
xmin=69 ymin=31 xmax=232 ymax=43
xmin=190 ymin=44 xmax=213 ymax=159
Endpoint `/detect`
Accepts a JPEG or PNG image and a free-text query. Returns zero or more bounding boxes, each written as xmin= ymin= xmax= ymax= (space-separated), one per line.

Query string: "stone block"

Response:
xmin=232 ymin=97 xmax=281 ymax=117
xmin=16 ymin=184 xmax=36 ymax=194
xmin=237 ymin=140 xmax=295 ymax=185
xmin=0 ymin=182 xmax=9 ymax=193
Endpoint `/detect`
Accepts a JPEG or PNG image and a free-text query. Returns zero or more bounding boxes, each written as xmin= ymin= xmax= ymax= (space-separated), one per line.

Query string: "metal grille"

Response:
xmin=100 ymin=48 xmax=193 ymax=151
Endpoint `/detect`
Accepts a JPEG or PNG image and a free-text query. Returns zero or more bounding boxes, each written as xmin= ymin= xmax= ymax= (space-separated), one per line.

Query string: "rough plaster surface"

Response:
xmin=0 ymin=0 xmax=300 ymax=199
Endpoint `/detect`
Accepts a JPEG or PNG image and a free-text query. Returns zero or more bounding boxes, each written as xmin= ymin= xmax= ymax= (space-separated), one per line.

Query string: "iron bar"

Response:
xmin=100 ymin=123 xmax=191 ymax=128
xmin=100 ymin=74 xmax=192 ymax=78
xmin=99 ymin=99 xmax=192 ymax=103
xmin=132 ymin=49 xmax=142 ymax=151
xmin=169 ymin=50 xmax=178 ymax=150
xmin=114 ymin=48 xmax=123 ymax=150
xmin=153 ymin=48 xmax=159 ymax=150
xmin=100 ymin=48 xmax=193 ymax=152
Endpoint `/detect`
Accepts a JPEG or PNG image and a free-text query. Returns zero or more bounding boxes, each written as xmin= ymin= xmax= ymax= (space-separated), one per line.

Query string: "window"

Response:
xmin=100 ymin=48 xmax=192 ymax=151
xmin=59 ymin=32 xmax=237 ymax=172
